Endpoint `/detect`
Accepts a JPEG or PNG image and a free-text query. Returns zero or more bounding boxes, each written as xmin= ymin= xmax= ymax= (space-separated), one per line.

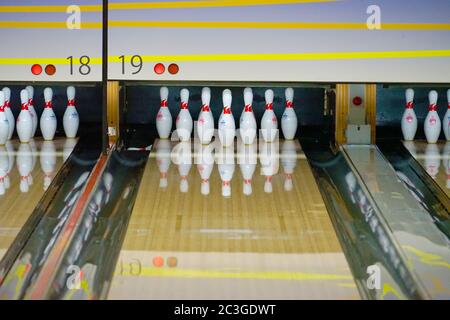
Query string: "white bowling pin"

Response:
xmin=25 ymin=86 xmax=38 ymax=137
xmin=155 ymin=139 xmax=172 ymax=188
xmin=238 ymin=139 xmax=257 ymax=196
xmin=197 ymin=87 xmax=214 ymax=145
xmin=443 ymin=89 xmax=450 ymax=141
xmin=424 ymin=143 xmax=440 ymax=179
xmin=17 ymin=143 xmax=32 ymax=193
xmin=0 ymin=146 xmax=8 ymax=195
xmin=171 ymin=141 xmax=192 ymax=192
xmin=0 ymin=92 xmax=9 ymax=145
xmin=401 ymin=88 xmax=417 ymax=141
xmin=218 ymin=89 xmax=235 ymax=147
xmin=260 ymin=140 xmax=279 ymax=193
xmin=16 ymin=89 xmax=33 ymax=143
xmin=40 ymin=87 xmax=57 ymax=141
xmin=196 ymin=142 xmax=215 ymax=195
xmin=261 ymin=89 xmax=278 ymax=143
xmin=239 ymin=88 xmax=257 ymax=145
xmin=176 ymin=89 xmax=193 ymax=142
xmin=63 ymin=86 xmax=79 ymax=138
xmin=281 ymin=140 xmax=297 ymax=191
xmin=2 ymin=87 xmax=14 ymax=140
xmin=217 ymin=147 xmax=235 ymax=197
xmin=281 ymin=88 xmax=298 ymax=140
xmin=40 ymin=140 xmax=56 ymax=190
xmin=156 ymin=87 xmax=172 ymax=139
xmin=424 ymin=90 xmax=441 ymax=144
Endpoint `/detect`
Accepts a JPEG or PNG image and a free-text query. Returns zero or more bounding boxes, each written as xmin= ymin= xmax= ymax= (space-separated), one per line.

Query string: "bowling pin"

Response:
xmin=63 ymin=86 xmax=79 ymax=138
xmin=25 ymin=86 xmax=38 ymax=137
xmin=238 ymin=139 xmax=257 ymax=196
xmin=40 ymin=140 xmax=56 ymax=190
xmin=171 ymin=141 xmax=192 ymax=192
xmin=156 ymin=87 xmax=172 ymax=139
xmin=401 ymin=88 xmax=417 ymax=141
xmin=443 ymin=89 xmax=450 ymax=141
xmin=218 ymin=89 xmax=235 ymax=147
xmin=196 ymin=142 xmax=215 ymax=195
xmin=176 ymin=89 xmax=193 ymax=142
xmin=17 ymin=143 xmax=32 ymax=193
xmin=424 ymin=143 xmax=440 ymax=179
xmin=217 ymin=147 xmax=235 ymax=197
xmin=261 ymin=89 xmax=278 ymax=143
xmin=424 ymin=90 xmax=441 ymax=144
xmin=16 ymin=89 xmax=33 ymax=143
xmin=281 ymin=88 xmax=298 ymax=140
xmin=155 ymin=139 xmax=172 ymax=188
xmin=2 ymin=87 xmax=14 ymax=140
xmin=40 ymin=87 xmax=57 ymax=141
xmin=281 ymin=140 xmax=297 ymax=191
xmin=239 ymin=88 xmax=257 ymax=145
xmin=197 ymin=87 xmax=214 ymax=145
xmin=0 ymin=92 xmax=9 ymax=145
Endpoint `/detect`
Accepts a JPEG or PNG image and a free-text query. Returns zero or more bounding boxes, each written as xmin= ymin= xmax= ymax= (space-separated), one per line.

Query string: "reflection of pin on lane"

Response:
xmin=17 ymin=143 xmax=32 ymax=193
xmin=0 ymin=146 xmax=8 ymax=195
xmin=282 ymin=140 xmax=297 ymax=191
xmin=171 ymin=141 xmax=192 ymax=193
xmin=218 ymin=147 xmax=235 ymax=197
xmin=424 ymin=90 xmax=441 ymax=144
xmin=40 ymin=140 xmax=56 ymax=191
xmin=238 ymin=139 xmax=257 ymax=196
xmin=424 ymin=143 xmax=440 ymax=179
xmin=443 ymin=142 xmax=450 ymax=188
xmin=401 ymin=88 xmax=417 ymax=141
xmin=156 ymin=139 xmax=172 ymax=188
xmin=196 ymin=142 xmax=214 ymax=195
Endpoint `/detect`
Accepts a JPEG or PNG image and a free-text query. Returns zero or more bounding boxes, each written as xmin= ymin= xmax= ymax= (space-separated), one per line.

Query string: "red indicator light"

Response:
xmin=31 ymin=64 xmax=42 ymax=75
xmin=45 ymin=64 xmax=56 ymax=76
xmin=167 ymin=257 xmax=178 ymax=268
xmin=168 ymin=63 xmax=179 ymax=75
xmin=352 ymin=96 xmax=362 ymax=106
xmin=153 ymin=256 xmax=164 ymax=267
xmin=154 ymin=63 xmax=165 ymax=75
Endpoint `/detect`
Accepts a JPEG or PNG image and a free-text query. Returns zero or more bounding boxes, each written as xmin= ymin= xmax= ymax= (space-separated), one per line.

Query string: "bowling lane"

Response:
xmin=0 ymin=138 xmax=76 ymax=261
xmin=107 ymin=139 xmax=359 ymax=299
xmin=403 ymin=140 xmax=450 ymax=198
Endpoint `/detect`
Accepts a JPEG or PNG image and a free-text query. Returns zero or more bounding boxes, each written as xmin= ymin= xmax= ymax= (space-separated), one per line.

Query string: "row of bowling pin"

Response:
xmin=155 ymin=139 xmax=298 ymax=197
xmin=404 ymin=141 xmax=450 ymax=188
xmin=0 ymin=139 xmax=77 ymax=195
xmin=156 ymin=87 xmax=298 ymax=145
xmin=401 ymin=89 xmax=450 ymax=143
xmin=0 ymin=86 xmax=79 ymax=144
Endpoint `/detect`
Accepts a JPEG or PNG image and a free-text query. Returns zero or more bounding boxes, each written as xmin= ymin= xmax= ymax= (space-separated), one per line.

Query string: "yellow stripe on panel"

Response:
xmin=109 ymin=50 xmax=450 ymax=63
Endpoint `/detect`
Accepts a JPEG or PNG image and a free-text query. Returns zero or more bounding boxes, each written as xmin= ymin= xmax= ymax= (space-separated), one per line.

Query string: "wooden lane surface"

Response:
xmin=108 ymin=139 xmax=359 ymax=299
